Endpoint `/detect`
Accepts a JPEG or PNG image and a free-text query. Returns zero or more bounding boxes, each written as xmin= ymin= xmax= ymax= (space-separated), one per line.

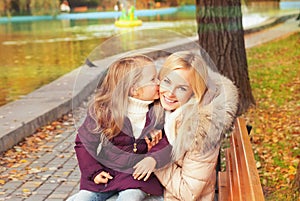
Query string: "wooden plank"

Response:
xmin=225 ymin=148 xmax=234 ymax=201
xmin=218 ymin=172 xmax=228 ymax=201
xmin=230 ymin=129 xmax=243 ymax=201
xmin=235 ymin=118 xmax=265 ymax=201
xmin=234 ymin=119 xmax=252 ymax=200
xmin=233 ymin=119 xmax=250 ymax=200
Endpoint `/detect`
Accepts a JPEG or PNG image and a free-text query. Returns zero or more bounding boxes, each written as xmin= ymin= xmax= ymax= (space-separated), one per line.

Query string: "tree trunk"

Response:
xmin=293 ymin=162 xmax=300 ymax=194
xmin=196 ymin=0 xmax=255 ymax=115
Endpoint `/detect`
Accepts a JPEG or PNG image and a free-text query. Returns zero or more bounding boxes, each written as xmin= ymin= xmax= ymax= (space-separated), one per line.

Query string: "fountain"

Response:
xmin=114 ymin=0 xmax=142 ymax=27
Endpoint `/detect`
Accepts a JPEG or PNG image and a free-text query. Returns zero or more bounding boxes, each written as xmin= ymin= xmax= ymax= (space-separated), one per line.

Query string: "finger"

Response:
xmin=154 ymin=134 xmax=159 ymax=144
xmin=150 ymin=131 xmax=155 ymax=141
xmin=152 ymin=130 xmax=162 ymax=144
xmin=156 ymin=130 xmax=162 ymax=140
xmin=145 ymin=136 xmax=152 ymax=150
xmin=145 ymin=136 xmax=151 ymax=145
xmin=133 ymin=166 xmax=144 ymax=179
xmin=101 ymin=172 xmax=113 ymax=179
xmin=137 ymin=172 xmax=147 ymax=180
xmin=143 ymin=172 xmax=152 ymax=181
xmin=95 ymin=176 xmax=107 ymax=184
xmin=100 ymin=177 xmax=109 ymax=183
xmin=134 ymin=168 xmax=149 ymax=180
xmin=133 ymin=164 xmax=143 ymax=177
xmin=133 ymin=167 xmax=139 ymax=177
xmin=157 ymin=130 xmax=162 ymax=140
xmin=133 ymin=172 xmax=138 ymax=179
xmin=134 ymin=165 xmax=144 ymax=176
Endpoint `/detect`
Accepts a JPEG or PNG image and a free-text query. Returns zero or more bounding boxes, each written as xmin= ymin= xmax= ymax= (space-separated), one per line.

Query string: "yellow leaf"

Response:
xmin=288 ymin=165 xmax=296 ymax=174
xmin=0 ymin=179 xmax=6 ymax=185
xmin=255 ymin=128 xmax=262 ymax=134
xmin=20 ymin=159 xmax=28 ymax=163
xmin=22 ymin=188 xmax=30 ymax=193
xmin=272 ymin=137 xmax=279 ymax=143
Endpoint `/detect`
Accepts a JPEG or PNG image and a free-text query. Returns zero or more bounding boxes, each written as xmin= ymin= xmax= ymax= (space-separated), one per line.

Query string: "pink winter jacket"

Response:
xmin=155 ymin=70 xmax=239 ymax=201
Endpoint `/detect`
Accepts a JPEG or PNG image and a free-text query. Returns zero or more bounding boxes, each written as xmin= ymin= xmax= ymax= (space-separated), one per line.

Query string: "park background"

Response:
xmin=0 ymin=0 xmax=299 ymax=200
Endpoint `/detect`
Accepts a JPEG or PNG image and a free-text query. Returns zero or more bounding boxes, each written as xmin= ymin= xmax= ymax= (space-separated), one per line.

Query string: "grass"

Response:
xmin=245 ymin=32 xmax=300 ymax=200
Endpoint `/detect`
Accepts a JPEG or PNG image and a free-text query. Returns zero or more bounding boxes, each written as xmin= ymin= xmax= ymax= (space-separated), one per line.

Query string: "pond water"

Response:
xmin=0 ymin=4 xmax=298 ymax=106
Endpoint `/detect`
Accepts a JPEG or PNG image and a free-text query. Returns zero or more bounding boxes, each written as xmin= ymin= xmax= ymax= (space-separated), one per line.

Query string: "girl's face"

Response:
xmin=133 ymin=65 xmax=160 ymax=101
xmin=159 ymin=68 xmax=194 ymax=111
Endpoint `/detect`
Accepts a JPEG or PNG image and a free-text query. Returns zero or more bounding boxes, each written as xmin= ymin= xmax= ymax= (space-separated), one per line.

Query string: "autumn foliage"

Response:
xmin=245 ymin=32 xmax=300 ymax=200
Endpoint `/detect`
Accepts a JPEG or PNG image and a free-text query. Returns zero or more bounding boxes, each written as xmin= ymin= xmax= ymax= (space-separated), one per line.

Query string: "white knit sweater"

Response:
xmin=127 ymin=97 xmax=153 ymax=139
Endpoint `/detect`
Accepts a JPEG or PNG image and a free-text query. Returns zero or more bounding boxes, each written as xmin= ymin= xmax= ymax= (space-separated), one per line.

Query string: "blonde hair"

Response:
xmin=158 ymin=51 xmax=209 ymax=147
xmin=89 ymin=55 xmax=156 ymax=139
xmin=159 ymin=51 xmax=208 ymax=102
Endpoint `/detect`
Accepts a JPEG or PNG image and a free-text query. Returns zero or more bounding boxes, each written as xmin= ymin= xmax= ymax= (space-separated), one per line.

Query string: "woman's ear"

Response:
xmin=130 ymin=86 xmax=138 ymax=96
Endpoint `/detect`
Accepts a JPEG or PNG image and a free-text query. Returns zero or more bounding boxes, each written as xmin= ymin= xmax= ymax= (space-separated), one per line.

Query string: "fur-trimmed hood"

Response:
xmin=167 ymin=68 xmax=239 ymax=161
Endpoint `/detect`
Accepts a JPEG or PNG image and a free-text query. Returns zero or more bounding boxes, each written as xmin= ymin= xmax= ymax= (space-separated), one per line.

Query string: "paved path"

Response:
xmin=0 ymin=16 xmax=299 ymax=201
xmin=244 ymin=17 xmax=300 ymax=48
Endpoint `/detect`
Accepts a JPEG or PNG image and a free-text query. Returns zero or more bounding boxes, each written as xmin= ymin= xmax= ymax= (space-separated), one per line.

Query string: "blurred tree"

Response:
xmin=30 ymin=0 xmax=59 ymax=16
xmin=196 ymin=0 xmax=255 ymax=115
xmin=176 ymin=0 xmax=194 ymax=6
xmin=293 ymin=163 xmax=300 ymax=197
xmin=19 ymin=0 xmax=30 ymax=14
xmin=68 ymin=0 xmax=99 ymax=8
xmin=0 ymin=0 xmax=12 ymax=17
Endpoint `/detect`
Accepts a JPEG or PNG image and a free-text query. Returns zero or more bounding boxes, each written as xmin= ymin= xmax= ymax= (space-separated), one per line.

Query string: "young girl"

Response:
xmin=67 ymin=55 xmax=171 ymax=201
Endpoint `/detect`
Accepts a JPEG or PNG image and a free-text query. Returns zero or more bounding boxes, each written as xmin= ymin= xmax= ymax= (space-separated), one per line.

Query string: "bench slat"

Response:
xmin=234 ymin=118 xmax=265 ymax=201
xmin=230 ymin=130 xmax=243 ymax=201
xmin=218 ymin=172 xmax=228 ymax=201
xmin=225 ymin=149 xmax=234 ymax=201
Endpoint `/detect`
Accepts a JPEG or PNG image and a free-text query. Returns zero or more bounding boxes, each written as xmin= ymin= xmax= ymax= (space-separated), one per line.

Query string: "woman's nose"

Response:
xmin=162 ymin=86 xmax=176 ymax=96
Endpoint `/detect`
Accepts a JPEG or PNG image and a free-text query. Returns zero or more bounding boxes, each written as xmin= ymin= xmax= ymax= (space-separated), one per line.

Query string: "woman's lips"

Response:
xmin=163 ymin=95 xmax=177 ymax=104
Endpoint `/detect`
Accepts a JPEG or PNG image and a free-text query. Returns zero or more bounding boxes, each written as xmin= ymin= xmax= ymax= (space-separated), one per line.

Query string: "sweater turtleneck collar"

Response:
xmin=128 ymin=97 xmax=153 ymax=115
xmin=127 ymin=97 xmax=153 ymax=139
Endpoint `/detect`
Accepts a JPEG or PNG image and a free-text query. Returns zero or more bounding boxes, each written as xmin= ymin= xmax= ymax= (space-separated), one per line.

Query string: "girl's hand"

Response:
xmin=145 ymin=129 xmax=162 ymax=151
xmin=133 ymin=157 xmax=157 ymax=181
xmin=94 ymin=171 xmax=113 ymax=184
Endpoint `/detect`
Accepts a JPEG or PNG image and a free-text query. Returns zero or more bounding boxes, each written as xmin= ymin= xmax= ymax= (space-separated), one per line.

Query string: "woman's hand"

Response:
xmin=94 ymin=171 xmax=113 ymax=184
xmin=133 ymin=157 xmax=157 ymax=181
xmin=145 ymin=129 xmax=162 ymax=151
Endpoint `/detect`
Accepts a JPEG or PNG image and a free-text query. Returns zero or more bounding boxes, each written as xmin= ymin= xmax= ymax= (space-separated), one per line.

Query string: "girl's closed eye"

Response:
xmin=162 ymin=78 xmax=171 ymax=85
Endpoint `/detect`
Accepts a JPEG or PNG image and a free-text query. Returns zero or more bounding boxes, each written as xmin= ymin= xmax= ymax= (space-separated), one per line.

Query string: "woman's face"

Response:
xmin=159 ymin=68 xmax=194 ymax=111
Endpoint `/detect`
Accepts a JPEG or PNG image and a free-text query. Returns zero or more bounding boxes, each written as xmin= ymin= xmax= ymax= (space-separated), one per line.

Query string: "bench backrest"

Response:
xmin=218 ymin=117 xmax=265 ymax=201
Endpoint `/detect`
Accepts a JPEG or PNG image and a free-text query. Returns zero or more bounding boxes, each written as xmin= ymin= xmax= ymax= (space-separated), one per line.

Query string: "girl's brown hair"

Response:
xmin=88 ymin=55 xmax=155 ymax=139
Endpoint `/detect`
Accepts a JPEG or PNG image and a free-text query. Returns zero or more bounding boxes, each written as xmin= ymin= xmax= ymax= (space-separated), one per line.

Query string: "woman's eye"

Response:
xmin=178 ymin=87 xmax=187 ymax=92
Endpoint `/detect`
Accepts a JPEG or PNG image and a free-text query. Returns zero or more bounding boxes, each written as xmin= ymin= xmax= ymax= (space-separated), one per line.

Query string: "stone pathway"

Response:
xmin=0 ymin=103 xmax=87 ymax=201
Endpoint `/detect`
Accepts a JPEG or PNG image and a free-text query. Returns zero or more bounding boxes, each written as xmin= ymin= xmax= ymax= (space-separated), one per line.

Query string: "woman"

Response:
xmin=135 ymin=51 xmax=239 ymax=200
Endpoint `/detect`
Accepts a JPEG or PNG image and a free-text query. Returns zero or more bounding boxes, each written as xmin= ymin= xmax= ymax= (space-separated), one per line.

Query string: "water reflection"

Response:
xmin=0 ymin=3 xmax=298 ymax=106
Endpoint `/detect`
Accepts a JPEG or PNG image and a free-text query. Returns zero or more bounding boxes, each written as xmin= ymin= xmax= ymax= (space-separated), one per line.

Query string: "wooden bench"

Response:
xmin=218 ymin=117 xmax=265 ymax=201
